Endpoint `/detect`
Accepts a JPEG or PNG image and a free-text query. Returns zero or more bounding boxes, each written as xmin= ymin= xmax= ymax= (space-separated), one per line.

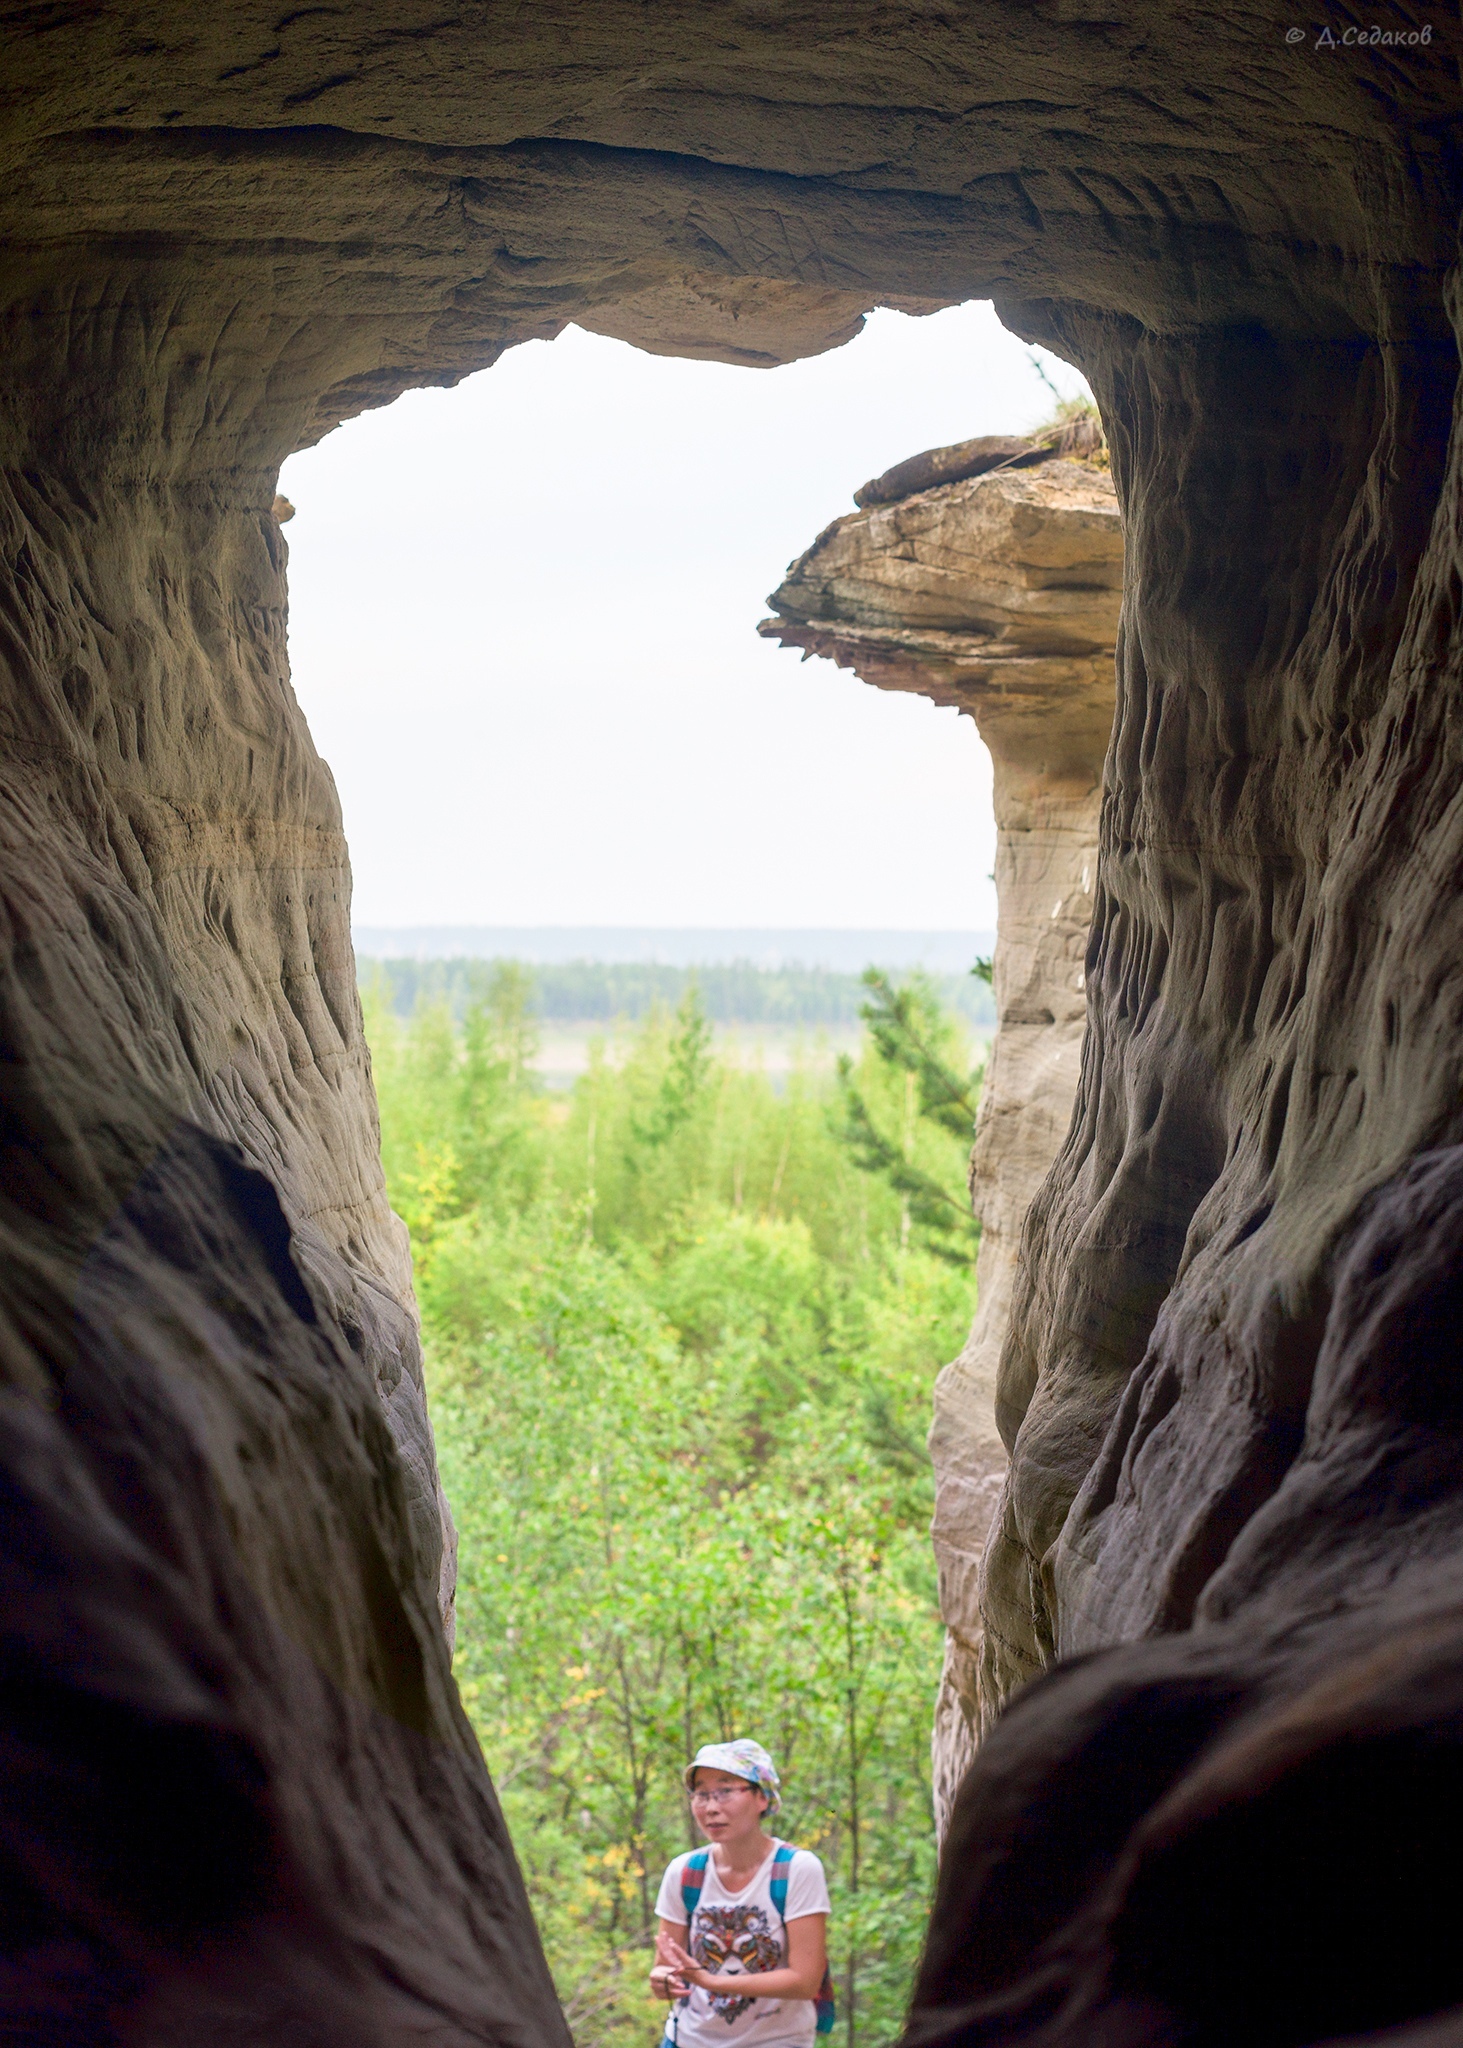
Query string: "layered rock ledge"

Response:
xmin=761 ymin=446 xmax=1123 ymax=1830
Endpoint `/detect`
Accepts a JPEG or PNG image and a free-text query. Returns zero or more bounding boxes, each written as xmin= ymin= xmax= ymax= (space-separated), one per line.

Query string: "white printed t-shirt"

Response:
xmin=655 ymin=1841 xmax=830 ymax=2048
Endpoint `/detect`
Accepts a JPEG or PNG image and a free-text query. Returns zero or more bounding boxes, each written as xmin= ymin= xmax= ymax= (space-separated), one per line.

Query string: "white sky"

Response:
xmin=279 ymin=301 xmax=1089 ymax=932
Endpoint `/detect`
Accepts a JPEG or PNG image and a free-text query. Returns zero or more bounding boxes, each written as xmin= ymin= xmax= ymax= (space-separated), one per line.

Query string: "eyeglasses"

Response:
xmin=689 ymin=1784 xmax=754 ymax=1805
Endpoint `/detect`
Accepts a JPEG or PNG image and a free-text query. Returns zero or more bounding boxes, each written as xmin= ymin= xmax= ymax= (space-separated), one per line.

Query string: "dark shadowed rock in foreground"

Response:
xmin=1 ymin=5 xmax=1461 ymax=2042
xmin=910 ymin=1148 xmax=1463 ymax=2046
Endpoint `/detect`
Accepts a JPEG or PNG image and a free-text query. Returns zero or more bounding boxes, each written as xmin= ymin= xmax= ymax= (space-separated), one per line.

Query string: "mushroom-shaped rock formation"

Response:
xmin=761 ymin=450 xmax=1123 ymax=1830
xmin=2 ymin=8 xmax=1462 ymax=2043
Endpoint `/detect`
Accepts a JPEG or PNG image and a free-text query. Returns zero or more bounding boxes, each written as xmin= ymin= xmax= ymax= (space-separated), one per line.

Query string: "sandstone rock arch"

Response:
xmin=2 ymin=10 xmax=1460 ymax=2043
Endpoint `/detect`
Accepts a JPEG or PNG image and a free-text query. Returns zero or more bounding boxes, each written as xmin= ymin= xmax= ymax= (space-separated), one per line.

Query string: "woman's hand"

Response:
xmin=661 ymin=1935 xmax=714 ymax=1992
xmin=651 ymin=1930 xmax=690 ymax=2000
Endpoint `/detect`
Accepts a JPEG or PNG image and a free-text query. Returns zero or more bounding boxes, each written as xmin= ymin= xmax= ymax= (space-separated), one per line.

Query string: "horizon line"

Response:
xmin=354 ymin=923 xmax=996 ymax=934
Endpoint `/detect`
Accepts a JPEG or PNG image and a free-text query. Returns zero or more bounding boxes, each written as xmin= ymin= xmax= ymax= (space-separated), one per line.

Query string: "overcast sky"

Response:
xmin=279 ymin=301 xmax=1089 ymax=934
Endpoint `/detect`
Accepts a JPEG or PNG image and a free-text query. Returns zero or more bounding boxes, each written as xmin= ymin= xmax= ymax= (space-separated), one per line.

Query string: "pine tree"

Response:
xmin=834 ymin=970 xmax=982 ymax=1266
xmin=630 ymin=983 xmax=713 ymax=1151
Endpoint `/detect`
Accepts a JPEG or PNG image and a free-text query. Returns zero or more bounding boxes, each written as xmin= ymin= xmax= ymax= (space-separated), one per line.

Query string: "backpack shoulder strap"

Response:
xmin=768 ymin=1842 xmax=796 ymax=1921
xmin=770 ymin=1847 xmax=837 ymax=2033
xmin=680 ymin=1848 xmax=710 ymax=1925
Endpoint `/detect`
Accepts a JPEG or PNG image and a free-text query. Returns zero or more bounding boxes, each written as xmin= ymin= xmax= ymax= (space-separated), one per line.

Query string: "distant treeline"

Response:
xmin=358 ymin=956 xmax=997 ymax=1028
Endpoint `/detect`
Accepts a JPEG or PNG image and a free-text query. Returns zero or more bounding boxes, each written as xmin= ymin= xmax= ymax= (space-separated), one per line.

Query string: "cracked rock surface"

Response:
xmin=2 ymin=6 xmax=1461 ymax=2043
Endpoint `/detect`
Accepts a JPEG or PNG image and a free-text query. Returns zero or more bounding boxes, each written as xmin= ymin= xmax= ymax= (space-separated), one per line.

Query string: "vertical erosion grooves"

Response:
xmin=906 ymin=1141 xmax=1463 ymax=2046
xmin=0 ymin=310 xmax=564 ymax=2036
xmin=978 ymin=290 xmax=1461 ymax=1710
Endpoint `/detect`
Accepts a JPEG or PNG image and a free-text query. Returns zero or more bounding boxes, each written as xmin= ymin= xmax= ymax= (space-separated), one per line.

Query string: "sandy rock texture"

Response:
xmin=2 ymin=5 xmax=1461 ymax=2042
xmin=760 ymin=452 xmax=1122 ymax=1831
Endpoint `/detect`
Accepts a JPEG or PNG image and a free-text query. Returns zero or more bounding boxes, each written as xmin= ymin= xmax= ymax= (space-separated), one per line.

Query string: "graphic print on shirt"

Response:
xmin=694 ymin=1904 xmax=783 ymax=2024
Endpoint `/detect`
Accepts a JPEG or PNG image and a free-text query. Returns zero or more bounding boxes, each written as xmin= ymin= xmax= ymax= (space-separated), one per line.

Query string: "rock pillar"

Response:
xmin=760 ymin=447 xmax=1122 ymax=1828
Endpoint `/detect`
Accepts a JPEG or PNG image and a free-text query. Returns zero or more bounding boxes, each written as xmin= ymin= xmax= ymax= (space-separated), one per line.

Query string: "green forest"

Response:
xmin=365 ymin=965 xmax=983 ymax=2046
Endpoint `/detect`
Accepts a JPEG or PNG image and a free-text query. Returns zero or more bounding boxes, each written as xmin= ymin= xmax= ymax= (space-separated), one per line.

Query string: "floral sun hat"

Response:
xmin=683 ymin=1738 xmax=781 ymax=1815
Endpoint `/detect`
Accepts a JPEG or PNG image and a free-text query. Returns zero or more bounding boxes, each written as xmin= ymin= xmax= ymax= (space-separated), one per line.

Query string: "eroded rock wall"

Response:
xmin=761 ymin=453 xmax=1122 ymax=1831
xmin=0 ymin=334 xmax=555 ymax=2036
xmin=908 ymin=278 xmax=1463 ymax=2048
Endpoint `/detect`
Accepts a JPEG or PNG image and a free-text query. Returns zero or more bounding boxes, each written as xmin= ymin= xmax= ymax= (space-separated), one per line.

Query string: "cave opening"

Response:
xmin=269 ymin=299 xmax=1100 ymax=2041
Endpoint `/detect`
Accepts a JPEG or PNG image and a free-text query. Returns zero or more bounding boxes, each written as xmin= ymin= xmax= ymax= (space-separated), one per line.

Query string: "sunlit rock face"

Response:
xmin=2 ymin=6 xmax=1461 ymax=2042
xmin=760 ymin=451 xmax=1122 ymax=1833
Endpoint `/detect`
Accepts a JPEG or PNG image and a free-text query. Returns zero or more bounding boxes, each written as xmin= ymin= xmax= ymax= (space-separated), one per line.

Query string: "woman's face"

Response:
xmin=689 ymin=1768 xmax=768 ymax=1844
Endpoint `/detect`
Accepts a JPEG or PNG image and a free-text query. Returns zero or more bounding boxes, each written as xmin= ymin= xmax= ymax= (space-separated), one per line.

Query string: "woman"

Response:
xmin=650 ymin=1739 xmax=830 ymax=2048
